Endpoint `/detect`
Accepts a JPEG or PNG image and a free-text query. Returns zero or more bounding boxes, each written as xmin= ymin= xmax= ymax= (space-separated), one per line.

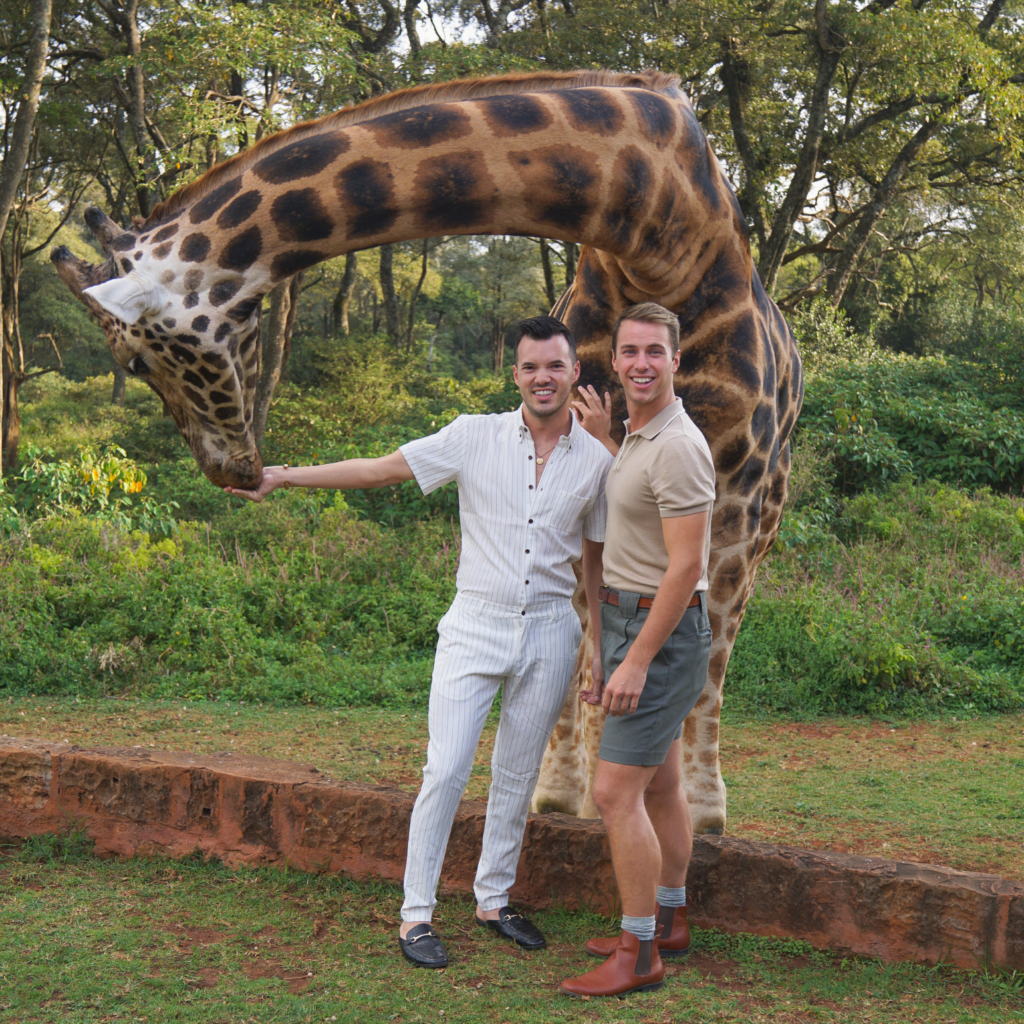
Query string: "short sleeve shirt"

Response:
xmin=603 ymin=398 xmax=716 ymax=595
xmin=400 ymin=407 xmax=613 ymax=610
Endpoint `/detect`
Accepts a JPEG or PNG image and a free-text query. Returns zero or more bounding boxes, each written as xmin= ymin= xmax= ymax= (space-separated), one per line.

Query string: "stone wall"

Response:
xmin=2 ymin=736 xmax=1021 ymax=970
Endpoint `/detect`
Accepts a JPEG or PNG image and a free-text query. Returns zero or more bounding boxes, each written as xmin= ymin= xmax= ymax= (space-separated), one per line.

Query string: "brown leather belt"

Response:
xmin=599 ymin=585 xmax=701 ymax=610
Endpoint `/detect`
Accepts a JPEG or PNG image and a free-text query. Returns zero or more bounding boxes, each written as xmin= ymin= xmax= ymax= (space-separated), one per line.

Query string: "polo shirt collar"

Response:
xmin=514 ymin=404 xmax=578 ymax=449
xmin=624 ymin=397 xmax=685 ymax=441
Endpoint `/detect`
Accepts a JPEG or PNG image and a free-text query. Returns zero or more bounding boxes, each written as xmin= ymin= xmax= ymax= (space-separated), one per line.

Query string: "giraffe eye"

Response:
xmin=128 ymin=355 xmax=150 ymax=376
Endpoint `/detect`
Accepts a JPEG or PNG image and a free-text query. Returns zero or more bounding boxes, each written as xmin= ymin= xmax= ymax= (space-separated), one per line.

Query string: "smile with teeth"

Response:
xmin=533 ymin=388 xmax=556 ymax=397
xmin=630 ymin=376 xmax=655 ymax=385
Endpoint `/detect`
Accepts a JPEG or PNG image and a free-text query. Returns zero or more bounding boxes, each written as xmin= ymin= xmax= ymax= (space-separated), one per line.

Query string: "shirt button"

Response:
xmin=528 ymin=519 xmax=533 ymax=524
xmin=529 ymin=485 xmax=533 ymax=490
xmin=525 ymin=549 xmax=530 ymax=554
xmin=528 ymin=455 xmax=533 ymax=460
xmin=525 ymin=580 xmax=530 ymax=585
xmin=521 ymin=610 xmax=526 ymax=615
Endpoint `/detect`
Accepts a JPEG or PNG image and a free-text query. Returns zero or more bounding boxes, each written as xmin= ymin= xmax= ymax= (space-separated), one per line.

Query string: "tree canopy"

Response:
xmin=3 ymin=0 xmax=1023 ymax=463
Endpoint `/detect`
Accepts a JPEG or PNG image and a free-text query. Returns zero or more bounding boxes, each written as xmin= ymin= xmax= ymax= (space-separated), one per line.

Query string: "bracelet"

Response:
xmin=281 ymin=464 xmax=291 ymax=489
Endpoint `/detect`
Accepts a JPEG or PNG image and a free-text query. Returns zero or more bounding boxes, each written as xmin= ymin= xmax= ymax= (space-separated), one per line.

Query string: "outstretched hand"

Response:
xmin=572 ymin=386 xmax=614 ymax=450
xmin=224 ymin=466 xmax=286 ymax=503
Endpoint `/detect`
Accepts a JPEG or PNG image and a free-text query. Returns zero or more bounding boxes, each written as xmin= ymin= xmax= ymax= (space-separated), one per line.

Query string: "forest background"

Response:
xmin=1 ymin=0 xmax=1024 ymax=717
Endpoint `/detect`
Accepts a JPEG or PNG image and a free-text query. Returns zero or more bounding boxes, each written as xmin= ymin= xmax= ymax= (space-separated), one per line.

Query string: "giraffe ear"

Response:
xmin=84 ymin=270 xmax=165 ymax=325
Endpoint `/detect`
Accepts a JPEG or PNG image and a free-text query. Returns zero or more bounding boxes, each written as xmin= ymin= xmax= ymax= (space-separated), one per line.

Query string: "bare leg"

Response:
xmin=591 ymin=758 xmax=660 ymax=916
xmin=643 ymin=736 xmax=691 ymax=888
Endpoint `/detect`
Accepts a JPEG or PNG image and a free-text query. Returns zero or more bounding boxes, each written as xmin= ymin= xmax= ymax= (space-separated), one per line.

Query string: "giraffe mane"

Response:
xmin=141 ymin=69 xmax=684 ymax=230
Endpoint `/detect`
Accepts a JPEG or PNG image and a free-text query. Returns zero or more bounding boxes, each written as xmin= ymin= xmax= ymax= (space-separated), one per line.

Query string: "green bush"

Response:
xmin=6 ymin=335 xmax=1024 ymax=719
xmin=798 ymin=352 xmax=1024 ymax=493
xmin=9 ymin=443 xmax=179 ymax=535
xmin=0 ymin=504 xmax=456 ymax=705
xmin=739 ymin=480 xmax=1024 ymax=715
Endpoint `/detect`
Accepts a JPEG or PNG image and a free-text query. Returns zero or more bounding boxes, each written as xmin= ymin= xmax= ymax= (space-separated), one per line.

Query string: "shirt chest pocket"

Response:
xmin=546 ymin=490 xmax=590 ymax=534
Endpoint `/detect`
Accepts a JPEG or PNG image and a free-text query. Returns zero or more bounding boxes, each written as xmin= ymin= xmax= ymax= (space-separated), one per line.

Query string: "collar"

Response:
xmin=623 ymin=397 xmax=685 ymax=441
xmin=515 ymin=404 xmax=577 ymax=449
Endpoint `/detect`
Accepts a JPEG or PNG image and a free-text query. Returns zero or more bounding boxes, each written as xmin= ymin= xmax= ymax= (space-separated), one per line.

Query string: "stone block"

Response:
xmin=1 ymin=735 xmax=1020 ymax=971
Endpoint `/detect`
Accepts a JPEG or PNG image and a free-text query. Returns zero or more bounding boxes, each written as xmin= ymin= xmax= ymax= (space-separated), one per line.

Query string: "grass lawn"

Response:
xmin=2 ymin=697 xmax=1023 ymax=880
xmin=1 ymin=837 xmax=1022 ymax=1024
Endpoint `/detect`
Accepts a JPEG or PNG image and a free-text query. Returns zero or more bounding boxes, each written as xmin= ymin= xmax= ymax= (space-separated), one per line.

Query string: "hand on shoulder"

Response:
xmin=572 ymin=386 xmax=617 ymax=455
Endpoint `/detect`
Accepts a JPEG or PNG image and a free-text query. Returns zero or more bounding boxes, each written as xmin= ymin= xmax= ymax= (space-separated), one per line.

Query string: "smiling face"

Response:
xmin=611 ymin=318 xmax=681 ymax=422
xmin=512 ymin=334 xmax=581 ymax=421
xmin=51 ymin=207 xmax=265 ymax=489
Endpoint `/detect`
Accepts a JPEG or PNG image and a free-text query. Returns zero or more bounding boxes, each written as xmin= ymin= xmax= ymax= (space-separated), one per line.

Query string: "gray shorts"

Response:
xmin=598 ymin=591 xmax=712 ymax=767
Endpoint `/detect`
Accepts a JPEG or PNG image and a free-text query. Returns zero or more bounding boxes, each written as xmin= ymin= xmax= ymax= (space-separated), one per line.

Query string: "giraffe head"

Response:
xmin=51 ymin=205 xmax=265 ymax=489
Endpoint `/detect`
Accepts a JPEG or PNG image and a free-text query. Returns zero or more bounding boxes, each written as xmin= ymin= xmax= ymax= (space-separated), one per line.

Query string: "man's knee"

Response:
xmin=592 ymin=763 xmax=646 ymax=819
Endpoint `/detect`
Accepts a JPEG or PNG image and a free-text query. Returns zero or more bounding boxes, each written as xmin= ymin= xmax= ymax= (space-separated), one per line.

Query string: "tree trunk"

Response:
xmin=827 ymin=117 xmax=943 ymax=306
xmin=332 ymin=252 xmax=358 ymax=335
xmin=252 ymin=274 xmax=302 ymax=448
xmin=492 ymin=317 xmax=507 ymax=371
xmin=0 ymin=0 xmax=51 ymax=479
xmin=111 ymin=363 xmax=126 ymax=406
xmin=757 ymin=0 xmax=845 ymax=293
xmin=539 ymin=239 xmax=557 ymax=308
xmin=1 ymin=360 xmax=18 ymax=470
xmin=124 ymin=0 xmax=155 ymax=217
xmin=0 ymin=271 xmax=21 ymax=469
xmin=405 ymin=239 xmax=429 ymax=350
xmin=1 ymin=217 xmax=24 ymax=469
xmin=564 ymin=242 xmax=578 ymax=289
xmin=379 ymin=242 xmax=400 ymax=345
xmin=0 ymin=0 xmax=50 ymax=237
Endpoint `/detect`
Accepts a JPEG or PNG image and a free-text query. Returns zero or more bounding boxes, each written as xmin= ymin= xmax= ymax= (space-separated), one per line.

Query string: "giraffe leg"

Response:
xmin=531 ymin=636 xmax=591 ymax=815
xmin=680 ymin=646 xmax=730 ymax=835
xmin=532 ymin=564 xmax=594 ymax=815
xmin=682 ymin=448 xmax=793 ymax=834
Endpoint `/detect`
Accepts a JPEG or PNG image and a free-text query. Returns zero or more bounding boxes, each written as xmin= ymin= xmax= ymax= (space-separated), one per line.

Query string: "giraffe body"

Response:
xmin=52 ymin=70 xmax=802 ymax=834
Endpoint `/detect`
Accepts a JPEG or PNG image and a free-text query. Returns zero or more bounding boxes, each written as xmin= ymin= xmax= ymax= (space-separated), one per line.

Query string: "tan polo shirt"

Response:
xmin=603 ymin=397 xmax=716 ymax=595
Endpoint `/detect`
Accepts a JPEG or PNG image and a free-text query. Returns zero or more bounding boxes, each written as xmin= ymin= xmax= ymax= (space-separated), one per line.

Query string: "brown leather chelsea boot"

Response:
xmin=561 ymin=930 xmax=665 ymax=998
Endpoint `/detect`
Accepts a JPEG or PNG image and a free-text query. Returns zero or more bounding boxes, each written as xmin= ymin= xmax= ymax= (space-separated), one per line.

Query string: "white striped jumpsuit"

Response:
xmin=399 ymin=408 xmax=613 ymax=921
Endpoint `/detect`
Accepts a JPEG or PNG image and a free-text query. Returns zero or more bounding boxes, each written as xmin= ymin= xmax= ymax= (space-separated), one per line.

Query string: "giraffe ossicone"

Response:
xmin=52 ymin=69 xmax=802 ymax=834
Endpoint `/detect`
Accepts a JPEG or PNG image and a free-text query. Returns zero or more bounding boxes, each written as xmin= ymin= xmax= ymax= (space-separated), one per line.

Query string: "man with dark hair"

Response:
xmin=227 ymin=315 xmax=612 ymax=968
xmin=562 ymin=301 xmax=715 ymax=998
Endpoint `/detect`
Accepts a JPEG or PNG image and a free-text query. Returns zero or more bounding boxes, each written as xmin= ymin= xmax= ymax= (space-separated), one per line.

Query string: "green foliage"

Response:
xmin=6 ymin=331 xmax=1024 ymax=721
xmin=0 ymin=508 xmax=453 ymax=705
xmin=8 ymin=444 xmax=179 ymax=536
xmin=739 ymin=479 xmax=1024 ymax=716
xmin=788 ymin=298 xmax=875 ymax=370
xmin=796 ymin=352 xmax=1024 ymax=494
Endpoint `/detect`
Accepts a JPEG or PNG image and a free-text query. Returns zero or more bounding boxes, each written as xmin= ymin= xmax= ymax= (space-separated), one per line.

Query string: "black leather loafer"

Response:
xmin=398 ymin=924 xmax=449 ymax=968
xmin=476 ymin=907 xmax=546 ymax=949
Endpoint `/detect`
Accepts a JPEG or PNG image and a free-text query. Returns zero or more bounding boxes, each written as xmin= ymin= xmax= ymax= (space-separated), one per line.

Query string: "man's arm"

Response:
xmin=601 ymin=511 xmax=708 ymax=716
xmin=225 ymin=450 xmax=415 ymax=503
xmin=579 ymin=538 xmax=605 ymax=705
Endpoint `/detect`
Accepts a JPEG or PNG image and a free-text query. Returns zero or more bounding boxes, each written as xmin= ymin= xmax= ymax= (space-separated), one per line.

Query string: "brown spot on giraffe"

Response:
xmin=335 ymin=158 xmax=399 ymax=239
xmin=412 ymin=150 xmax=497 ymax=232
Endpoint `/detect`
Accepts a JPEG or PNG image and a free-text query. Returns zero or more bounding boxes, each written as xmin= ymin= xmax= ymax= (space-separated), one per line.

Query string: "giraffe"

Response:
xmin=51 ymin=69 xmax=802 ymax=835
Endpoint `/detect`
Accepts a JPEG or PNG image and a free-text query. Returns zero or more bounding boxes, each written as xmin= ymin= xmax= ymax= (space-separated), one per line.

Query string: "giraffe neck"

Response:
xmin=149 ymin=82 xmax=749 ymax=321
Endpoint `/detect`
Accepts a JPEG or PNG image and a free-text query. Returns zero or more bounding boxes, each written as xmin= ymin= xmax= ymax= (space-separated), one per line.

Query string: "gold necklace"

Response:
xmin=535 ymin=442 xmax=558 ymax=465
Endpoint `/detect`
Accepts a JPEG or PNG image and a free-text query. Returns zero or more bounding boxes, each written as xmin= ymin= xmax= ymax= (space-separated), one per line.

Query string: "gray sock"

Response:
xmin=621 ymin=914 xmax=656 ymax=941
xmin=656 ymin=885 xmax=686 ymax=907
